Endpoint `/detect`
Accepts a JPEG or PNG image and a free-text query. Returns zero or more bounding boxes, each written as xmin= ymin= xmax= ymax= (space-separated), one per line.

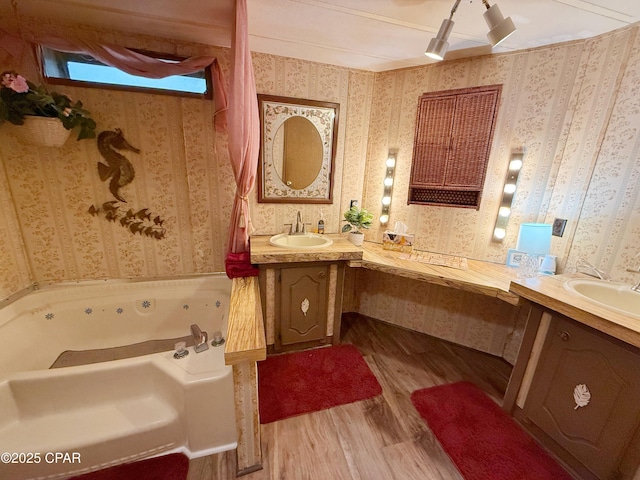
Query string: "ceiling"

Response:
xmin=4 ymin=0 xmax=640 ymax=72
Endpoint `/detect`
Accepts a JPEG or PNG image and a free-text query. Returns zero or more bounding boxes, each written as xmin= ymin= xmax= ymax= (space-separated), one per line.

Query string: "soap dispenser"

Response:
xmin=317 ymin=209 xmax=325 ymax=234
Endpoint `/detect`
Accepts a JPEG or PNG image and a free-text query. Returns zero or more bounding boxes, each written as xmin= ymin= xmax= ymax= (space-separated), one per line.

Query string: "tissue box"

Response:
xmin=382 ymin=231 xmax=414 ymax=253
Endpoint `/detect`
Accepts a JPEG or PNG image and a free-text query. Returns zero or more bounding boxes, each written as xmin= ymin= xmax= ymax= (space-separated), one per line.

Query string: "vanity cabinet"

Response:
xmin=258 ymin=261 xmax=345 ymax=352
xmin=510 ymin=304 xmax=640 ymax=480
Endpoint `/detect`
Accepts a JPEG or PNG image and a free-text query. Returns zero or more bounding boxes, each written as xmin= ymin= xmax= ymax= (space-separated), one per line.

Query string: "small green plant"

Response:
xmin=341 ymin=206 xmax=373 ymax=234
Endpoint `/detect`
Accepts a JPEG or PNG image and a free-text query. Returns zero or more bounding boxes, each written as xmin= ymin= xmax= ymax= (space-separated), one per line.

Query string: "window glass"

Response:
xmin=40 ymin=46 xmax=211 ymax=98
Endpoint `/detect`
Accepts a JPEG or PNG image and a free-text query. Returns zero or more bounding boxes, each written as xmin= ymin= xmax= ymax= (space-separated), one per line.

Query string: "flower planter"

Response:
xmin=7 ymin=116 xmax=72 ymax=147
xmin=348 ymin=232 xmax=365 ymax=246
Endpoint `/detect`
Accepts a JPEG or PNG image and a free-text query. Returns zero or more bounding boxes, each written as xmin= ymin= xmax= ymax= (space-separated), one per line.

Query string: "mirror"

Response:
xmin=258 ymin=95 xmax=339 ymax=203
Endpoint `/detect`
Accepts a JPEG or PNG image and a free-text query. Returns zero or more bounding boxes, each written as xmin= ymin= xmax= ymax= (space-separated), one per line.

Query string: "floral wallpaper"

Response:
xmin=1 ymin=15 xmax=639 ymax=364
xmin=0 ymin=20 xmax=374 ymax=300
xmin=359 ymin=19 xmax=637 ymax=362
xmin=353 ymin=24 xmax=640 ymax=361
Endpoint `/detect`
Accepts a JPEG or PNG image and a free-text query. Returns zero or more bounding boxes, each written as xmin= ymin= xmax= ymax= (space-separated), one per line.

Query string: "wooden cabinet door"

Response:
xmin=410 ymin=95 xmax=456 ymax=187
xmin=524 ymin=315 xmax=640 ymax=479
xmin=446 ymin=90 xmax=499 ymax=188
xmin=278 ymin=265 xmax=328 ymax=348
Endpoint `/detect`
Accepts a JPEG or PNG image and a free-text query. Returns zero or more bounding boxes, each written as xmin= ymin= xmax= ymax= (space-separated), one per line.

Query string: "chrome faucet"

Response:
xmin=576 ymin=257 xmax=611 ymax=281
xmin=628 ymin=253 xmax=640 ymax=292
xmin=292 ymin=210 xmax=307 ymax=235
xmin=190 ymin=324 xmax=209 ymax=353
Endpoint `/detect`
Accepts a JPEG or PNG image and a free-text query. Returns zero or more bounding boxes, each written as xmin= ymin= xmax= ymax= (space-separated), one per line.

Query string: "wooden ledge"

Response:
xmin=354 ymin=242 xmax=521 ymax=305
xmin=224 ymin=276 xmax=267 ymax=365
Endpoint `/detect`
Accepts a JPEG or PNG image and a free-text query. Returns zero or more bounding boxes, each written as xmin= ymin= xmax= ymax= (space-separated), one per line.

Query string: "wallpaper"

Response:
xmin=355 ymin=24 xmax=640 ymax=360
xmin=1 ymin=16 xmax=639 ymax=364
xmin=0 ymin=21 xmax=374 ymax=299
xmin=362 ymin=28 xmax=639 ymax=280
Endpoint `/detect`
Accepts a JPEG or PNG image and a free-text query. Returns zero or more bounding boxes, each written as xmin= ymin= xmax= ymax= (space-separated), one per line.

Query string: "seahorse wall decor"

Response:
xmin=89 ymin=129 xmax=166 ymax=240
xmin=97 ymin=128 xmax=138 ymax=202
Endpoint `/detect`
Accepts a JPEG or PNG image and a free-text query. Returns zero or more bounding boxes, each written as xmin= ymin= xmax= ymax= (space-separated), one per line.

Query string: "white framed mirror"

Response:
xmin=257 ymin=95 xmax=339 ymax=203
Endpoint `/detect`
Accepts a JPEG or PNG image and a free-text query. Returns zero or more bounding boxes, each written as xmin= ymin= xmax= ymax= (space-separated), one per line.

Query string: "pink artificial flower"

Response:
xmin=0 ymin=71 xmax=28 ymax=93
xmin=11 ymin=75 xmax=29 ymax=93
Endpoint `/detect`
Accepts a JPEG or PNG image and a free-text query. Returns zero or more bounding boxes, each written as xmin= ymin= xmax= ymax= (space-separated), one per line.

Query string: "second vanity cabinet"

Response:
xmin=507 ymin=299 xmax=640 ymax=480
xmin=258 ymin=261 xmax=346 ymax=352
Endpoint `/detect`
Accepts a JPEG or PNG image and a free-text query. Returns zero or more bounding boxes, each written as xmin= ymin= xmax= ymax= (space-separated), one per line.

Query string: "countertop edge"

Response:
xmin=224 ymin=276 xmax=267 ymax=365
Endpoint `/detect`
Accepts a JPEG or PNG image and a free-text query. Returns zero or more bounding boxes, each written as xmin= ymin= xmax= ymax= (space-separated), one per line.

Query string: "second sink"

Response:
xmin=564 ymin=279 xmax=640 ymax=319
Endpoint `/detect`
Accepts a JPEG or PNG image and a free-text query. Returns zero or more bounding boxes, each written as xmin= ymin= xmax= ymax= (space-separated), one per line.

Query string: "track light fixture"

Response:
xmin=425 ymin=0 xmax=460 ymax=60
xmin=482 ymin=0 xmax=516 ymax=46
xmin=425 ymin=0 xmax=516 ymax=61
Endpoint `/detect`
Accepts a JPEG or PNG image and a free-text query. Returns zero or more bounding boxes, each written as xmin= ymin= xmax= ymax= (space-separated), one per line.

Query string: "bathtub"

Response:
xmin=0 ymin=274 xmax=237 ymax=480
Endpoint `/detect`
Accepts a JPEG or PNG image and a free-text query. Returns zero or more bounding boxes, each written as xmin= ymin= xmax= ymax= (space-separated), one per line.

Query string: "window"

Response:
xmin=408 ymin=85 xmax=501 ymax=209
xmin=39 ymin=47 xmax=212 ymax=98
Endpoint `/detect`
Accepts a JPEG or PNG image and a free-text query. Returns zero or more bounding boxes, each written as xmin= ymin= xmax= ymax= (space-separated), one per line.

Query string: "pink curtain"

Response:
xmin=224 ymin=0 xmax=260 ymax=279
xmin=0 ymin=28 xmax=228 ymax=131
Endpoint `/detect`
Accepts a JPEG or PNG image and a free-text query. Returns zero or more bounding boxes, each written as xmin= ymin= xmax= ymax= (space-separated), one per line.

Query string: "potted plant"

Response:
xmin=1 ymin=71 xmax=96 ymax=146
xmin=341 ymin=205 xmax=373 ymax=246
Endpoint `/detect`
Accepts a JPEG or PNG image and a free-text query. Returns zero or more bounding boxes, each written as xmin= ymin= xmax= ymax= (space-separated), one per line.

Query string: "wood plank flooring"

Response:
xmin=187 ymin=313 xmax=513 ymax=480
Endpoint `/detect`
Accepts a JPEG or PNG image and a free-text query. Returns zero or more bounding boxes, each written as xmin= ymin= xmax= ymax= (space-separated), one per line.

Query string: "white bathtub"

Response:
xmin=0 ymin=275 xmax=237 ymax=480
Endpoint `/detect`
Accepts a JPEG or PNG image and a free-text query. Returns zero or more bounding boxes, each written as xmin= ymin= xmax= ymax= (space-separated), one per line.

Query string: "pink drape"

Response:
xmin=0 ymin=28 xmax=228 ymax=131
xmin=224 ymin=0 xmax=260 ymax=279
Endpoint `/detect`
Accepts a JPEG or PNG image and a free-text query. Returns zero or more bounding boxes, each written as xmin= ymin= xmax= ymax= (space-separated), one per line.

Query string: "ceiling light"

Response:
xmin=482 ymin=1 xmax=516 ymax=47
xmin=426 ymin=0 xmax=516 ymax=62
xmin=425 ymin=18 xmax=455 ymax=60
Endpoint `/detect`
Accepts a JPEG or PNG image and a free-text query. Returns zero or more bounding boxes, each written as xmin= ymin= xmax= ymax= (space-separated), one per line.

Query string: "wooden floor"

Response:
xmin=187 ymin=314 xmax=513 ymax=480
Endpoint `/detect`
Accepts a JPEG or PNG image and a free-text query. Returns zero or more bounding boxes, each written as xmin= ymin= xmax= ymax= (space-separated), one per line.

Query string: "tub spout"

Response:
xmin=190 ymin=324 xmax=209 ymax=353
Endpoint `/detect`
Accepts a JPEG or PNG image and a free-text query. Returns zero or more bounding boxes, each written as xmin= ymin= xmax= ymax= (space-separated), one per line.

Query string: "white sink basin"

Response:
xmin=269 ymin=233 xmax=333 ymax=249
xmin=564 ymin=279 xmax=640 ymax=319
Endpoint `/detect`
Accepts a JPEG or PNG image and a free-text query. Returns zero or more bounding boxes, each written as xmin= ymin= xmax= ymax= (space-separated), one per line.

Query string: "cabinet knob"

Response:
xmin=318 ymin=271 xmax=326 ymax=278
xmin=558 ymin=331 xmax=570 ymax=341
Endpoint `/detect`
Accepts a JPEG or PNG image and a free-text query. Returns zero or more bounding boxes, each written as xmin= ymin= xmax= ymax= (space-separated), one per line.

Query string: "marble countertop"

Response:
xmin=510 ymin=274 xmax=640 ymax=349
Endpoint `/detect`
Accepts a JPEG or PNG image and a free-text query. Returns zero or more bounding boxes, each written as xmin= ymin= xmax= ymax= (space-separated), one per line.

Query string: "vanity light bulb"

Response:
xmin=509 ymin=159 xmax=523 ymax=171
xmin=384 ymin=177 xmax=393 ymax=187
xmin=386 ymin=157 xmax=396 ymax=168
xmin=380 ymin=214 xmax=389 ymax=224
xmin=503 ymin=183 xmax=516 ymax=194
xmin=382 ymin=196 xmax=391 ymax=206
xmin=493 ymin=227 xmax=506 ymax=240
xmin=498 ymin=206 xmax=511 ymax=217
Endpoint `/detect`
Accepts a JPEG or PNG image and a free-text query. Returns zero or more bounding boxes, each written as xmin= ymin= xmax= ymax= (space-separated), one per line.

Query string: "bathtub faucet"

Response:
xmin=190 ymin=324 xmax=209 ymax=353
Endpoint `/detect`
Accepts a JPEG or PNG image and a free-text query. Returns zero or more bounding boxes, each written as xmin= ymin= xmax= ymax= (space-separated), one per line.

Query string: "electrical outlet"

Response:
xmin=552 ymin=218 xmax=567 ymax=237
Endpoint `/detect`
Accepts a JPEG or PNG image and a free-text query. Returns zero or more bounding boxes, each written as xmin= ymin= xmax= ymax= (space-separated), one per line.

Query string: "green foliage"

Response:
xmin=1 ymin=71 xmax=96 ymax=141
xmin=341 ymin=206 xmax=373 ymax=234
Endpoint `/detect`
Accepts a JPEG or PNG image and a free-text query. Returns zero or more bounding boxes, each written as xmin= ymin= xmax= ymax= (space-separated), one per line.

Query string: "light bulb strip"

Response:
xmin=380 ymin=150 xmax=397 ymax=225
xmin=492 ymin=148 xmax=524 ymax=242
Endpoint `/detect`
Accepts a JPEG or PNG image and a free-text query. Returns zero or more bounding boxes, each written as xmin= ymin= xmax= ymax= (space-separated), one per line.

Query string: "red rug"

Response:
xmin=411 ymin=382 xmax=573 ymax=480
xmin=258 ymin=344 xmax=382 ymax=424
xmin=69 ymin=453 xmax=188 ymax=480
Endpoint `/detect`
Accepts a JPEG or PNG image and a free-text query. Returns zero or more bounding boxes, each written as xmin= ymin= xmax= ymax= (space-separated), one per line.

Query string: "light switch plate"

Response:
xmin=552 ymin=218 xmax=567 ymax=237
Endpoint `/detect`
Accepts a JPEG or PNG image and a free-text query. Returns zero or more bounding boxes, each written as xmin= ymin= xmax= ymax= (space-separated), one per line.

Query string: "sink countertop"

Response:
xmin=250 ymin=234 xmax=363 ymax=264
xmin=510 ymin=274 xmax=640 ymax=349
xmin=355 ymin=242 xmax=521 ymax=305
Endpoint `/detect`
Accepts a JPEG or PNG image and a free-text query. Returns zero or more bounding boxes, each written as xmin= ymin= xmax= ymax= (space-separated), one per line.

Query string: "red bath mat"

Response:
xmin=69 ymin=452 xmax=188 ymax=480
xmin=258 ymin=344 xmax=382 ymax=424
xmin=411 ymin=381 xmax=573 ymax=480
